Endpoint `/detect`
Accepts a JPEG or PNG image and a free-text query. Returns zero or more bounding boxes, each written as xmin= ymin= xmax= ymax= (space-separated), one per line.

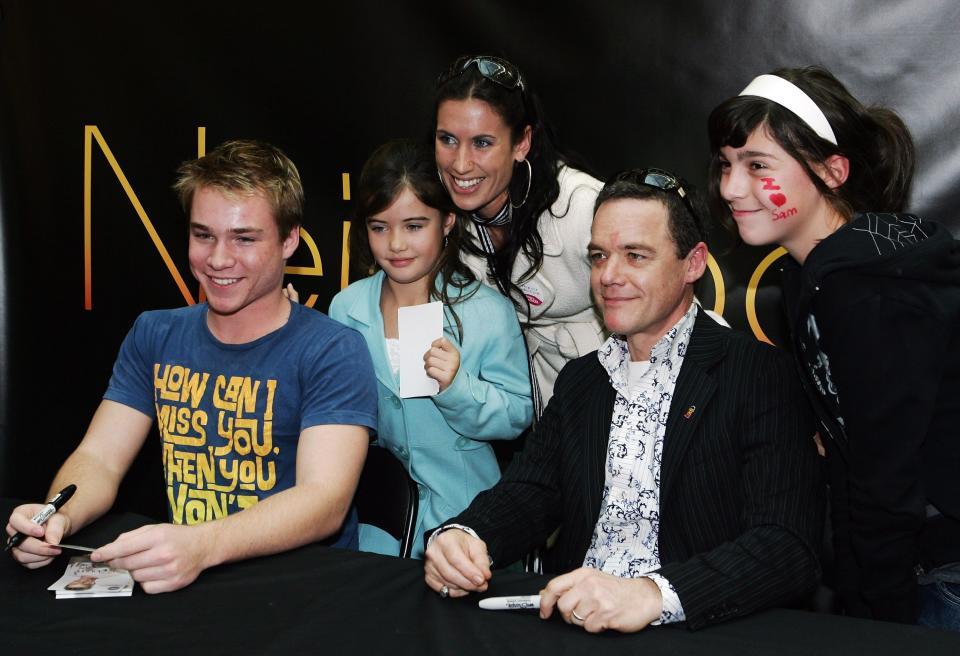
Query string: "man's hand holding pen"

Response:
xmin=5 ymin=484 xmax=77 ymax=568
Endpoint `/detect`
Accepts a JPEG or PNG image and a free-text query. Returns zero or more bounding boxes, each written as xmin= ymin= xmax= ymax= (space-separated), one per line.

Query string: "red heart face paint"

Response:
xmin=764 ymin=177 xmax=788 ymax=207
xmin=768 ymin=185 xmax=794 ymax=220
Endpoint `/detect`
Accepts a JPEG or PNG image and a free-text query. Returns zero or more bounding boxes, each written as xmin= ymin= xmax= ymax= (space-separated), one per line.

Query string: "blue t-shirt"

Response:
xmin=104 ymin=302 xmax=377 ymax=549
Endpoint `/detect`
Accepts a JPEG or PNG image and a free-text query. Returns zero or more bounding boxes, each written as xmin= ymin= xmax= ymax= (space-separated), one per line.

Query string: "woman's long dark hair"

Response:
xmin=707 ymin=66 xmax=915 ymax=234
xmin=435 ymin=56 xmax=587 ymax=314
xmin=351 ymin=139 xmax=477 ymax=340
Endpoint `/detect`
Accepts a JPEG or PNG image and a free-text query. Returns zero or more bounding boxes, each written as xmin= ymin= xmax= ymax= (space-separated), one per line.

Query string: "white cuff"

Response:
xmin=645 ymin=572 xmax=686 ymax=625
xmin=426 ymin=523 xmax=481 ymax=550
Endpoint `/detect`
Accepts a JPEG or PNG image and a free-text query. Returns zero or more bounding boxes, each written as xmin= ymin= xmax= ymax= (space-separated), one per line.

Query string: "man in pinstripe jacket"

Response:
xmin=424 ymin=169 xmax=824 ymax=632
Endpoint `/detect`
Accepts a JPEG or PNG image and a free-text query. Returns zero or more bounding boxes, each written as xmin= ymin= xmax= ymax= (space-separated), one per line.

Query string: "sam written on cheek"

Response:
xmin=762 ymin=177 xmax=796 ymax=221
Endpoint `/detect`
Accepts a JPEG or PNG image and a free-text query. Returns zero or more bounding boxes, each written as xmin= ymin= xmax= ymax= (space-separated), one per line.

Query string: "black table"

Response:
xmin=2 ymin=498 xmax=959 ymax=655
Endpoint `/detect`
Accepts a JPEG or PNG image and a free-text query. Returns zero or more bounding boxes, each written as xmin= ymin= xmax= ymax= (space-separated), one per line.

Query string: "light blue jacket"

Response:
xmin=328 ymin=271 xmax=533 ymax=558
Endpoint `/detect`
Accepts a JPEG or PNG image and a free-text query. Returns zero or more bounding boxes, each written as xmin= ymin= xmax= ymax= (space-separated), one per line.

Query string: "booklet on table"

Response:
xmin=47 ymin=555 xmax=135 ymax=599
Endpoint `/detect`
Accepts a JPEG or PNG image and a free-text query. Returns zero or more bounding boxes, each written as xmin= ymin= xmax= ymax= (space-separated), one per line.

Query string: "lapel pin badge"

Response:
xmin=683 ymin=405 xmax=696 ymax=420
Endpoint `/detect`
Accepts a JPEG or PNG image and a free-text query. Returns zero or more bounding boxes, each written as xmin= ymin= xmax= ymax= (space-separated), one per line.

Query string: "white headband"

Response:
xmin=738 ymin=74 xmax=838 ymax=145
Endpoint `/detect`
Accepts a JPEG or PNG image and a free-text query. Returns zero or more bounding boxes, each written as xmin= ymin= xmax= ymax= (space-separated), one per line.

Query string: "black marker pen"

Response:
xmin=5 ymin=484 xmax=77 ymax=551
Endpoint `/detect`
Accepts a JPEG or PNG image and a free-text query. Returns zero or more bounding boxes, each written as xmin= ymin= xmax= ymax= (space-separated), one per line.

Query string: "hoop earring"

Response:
xmin=511 ymin=159 xmax=532 ymax=209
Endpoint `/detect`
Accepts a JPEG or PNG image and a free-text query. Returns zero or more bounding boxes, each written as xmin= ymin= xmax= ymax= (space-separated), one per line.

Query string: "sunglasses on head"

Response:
xmin=437 ymin=56 xmax=525 ymax=92
xmin=610 ymin=167 xmax=702 ymax=229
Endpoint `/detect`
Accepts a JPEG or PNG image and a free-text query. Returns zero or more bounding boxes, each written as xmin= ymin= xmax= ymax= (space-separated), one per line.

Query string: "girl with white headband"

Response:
xmin=708 ymin=66 xmax=960 ymax=631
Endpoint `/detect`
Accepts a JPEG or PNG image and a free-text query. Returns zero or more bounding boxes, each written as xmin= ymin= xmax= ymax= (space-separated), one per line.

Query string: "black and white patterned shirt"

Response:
xmin=583 ymin=303 xmax=697 ymax=624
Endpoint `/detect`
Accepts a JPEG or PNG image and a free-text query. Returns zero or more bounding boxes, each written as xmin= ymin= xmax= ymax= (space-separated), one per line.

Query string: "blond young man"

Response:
xmin=6 ymin=141 xmax=377 ymax=592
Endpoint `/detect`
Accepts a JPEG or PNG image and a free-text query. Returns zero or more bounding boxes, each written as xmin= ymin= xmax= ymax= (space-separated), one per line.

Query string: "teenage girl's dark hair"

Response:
xmin=435 ymin=55 xmax=587 ymax=314
xmin=351 ymin=139 xmax=476 ymax=340
xmin=707 ymin=66 xmax=915 ymax=233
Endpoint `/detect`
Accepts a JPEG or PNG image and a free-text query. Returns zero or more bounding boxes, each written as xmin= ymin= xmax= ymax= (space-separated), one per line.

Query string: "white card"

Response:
xmin=55 ymin=543 xmax=95 ymax=552
xmin=398 ymin=301 xmax=443 ymax=398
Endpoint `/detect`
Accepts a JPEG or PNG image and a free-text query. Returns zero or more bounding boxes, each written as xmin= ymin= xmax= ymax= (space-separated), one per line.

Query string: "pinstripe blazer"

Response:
xmin=446 ymin=310 xmax=825 ymax=629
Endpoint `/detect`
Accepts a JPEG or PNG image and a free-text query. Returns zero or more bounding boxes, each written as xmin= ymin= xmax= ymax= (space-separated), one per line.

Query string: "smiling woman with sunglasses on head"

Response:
xmin=434 ymin=55 xmax=604 ymax=411
xmin=708 ymin=66 xmax=960 ymax=630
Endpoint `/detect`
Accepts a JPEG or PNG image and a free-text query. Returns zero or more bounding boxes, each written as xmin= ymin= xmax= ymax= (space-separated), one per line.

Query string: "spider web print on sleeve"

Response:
xmin=852 ymin=213 xmax=928 ymax=255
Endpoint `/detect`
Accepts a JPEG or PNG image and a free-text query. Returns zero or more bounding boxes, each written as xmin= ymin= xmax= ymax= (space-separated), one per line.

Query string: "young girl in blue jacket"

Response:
xmin=328 ymin=139 xmax=533 ymax=558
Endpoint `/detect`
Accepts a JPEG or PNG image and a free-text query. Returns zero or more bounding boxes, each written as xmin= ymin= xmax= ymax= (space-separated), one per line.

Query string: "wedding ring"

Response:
xmin=439 ymin=585 xmax=450 ymax=599
xmin=572 ymin=610 xmax=586 ymax=623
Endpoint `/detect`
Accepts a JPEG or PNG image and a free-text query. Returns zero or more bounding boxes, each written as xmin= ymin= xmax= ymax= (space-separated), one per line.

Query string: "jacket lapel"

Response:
xmin=585 ymin=376 xmax=616 ymax=528
xmin=660 ymin=310 xmax=727 ymax=506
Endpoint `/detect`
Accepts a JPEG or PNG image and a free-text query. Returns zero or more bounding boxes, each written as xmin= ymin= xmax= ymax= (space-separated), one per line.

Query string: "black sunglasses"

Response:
xmin=610 ymin=167 xmax=702 ymax=230
xmin=437 ymin=56 xmax=525 ymax=92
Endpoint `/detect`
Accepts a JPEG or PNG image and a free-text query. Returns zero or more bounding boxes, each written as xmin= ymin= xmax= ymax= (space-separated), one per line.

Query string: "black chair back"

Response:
xmin=354 ymin=446 xmax=419 ymax=558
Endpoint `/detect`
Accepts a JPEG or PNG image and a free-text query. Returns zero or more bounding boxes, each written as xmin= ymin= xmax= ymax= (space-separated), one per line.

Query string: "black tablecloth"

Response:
xmin=2 ymin=498 xmax=959 ymax=655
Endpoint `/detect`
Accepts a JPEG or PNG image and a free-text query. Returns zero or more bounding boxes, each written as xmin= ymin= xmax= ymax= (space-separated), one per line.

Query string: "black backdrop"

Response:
xmin=2 ymin=0 xmax=959 ymax=514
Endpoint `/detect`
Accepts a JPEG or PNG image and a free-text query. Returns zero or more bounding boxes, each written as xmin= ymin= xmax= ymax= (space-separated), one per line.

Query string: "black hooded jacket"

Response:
xmin=781 ymin=212 xmax=960 ymax=623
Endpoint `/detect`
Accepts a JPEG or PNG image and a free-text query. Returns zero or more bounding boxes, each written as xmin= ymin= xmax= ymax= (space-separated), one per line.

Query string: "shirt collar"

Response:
xmin=597 ymin=302 xmax=698 ymax=396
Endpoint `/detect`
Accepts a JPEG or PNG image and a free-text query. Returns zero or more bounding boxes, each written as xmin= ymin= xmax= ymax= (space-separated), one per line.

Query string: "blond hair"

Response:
xmin=174 ymin=139 xmax=304 ymax=238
